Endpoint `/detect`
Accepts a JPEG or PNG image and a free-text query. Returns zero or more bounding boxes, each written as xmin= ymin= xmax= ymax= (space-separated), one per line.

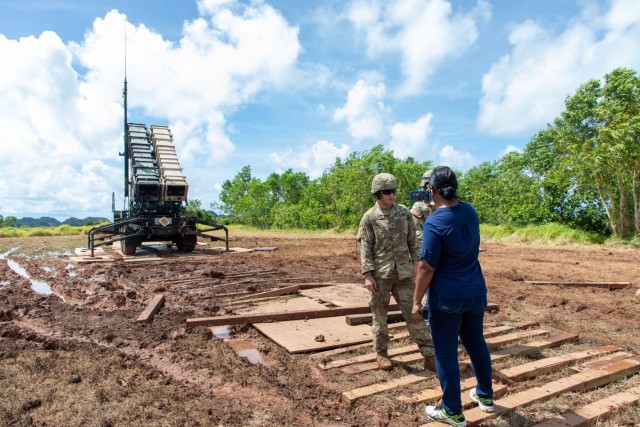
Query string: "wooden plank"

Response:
xmin=310 ymin=325 xmax=409 ymax=360
xmin=342 ymin=370 xmax=437 ymax=405
xmin=485 ymin=329 xmax=549 ymax=349
xmin=421 ymin=355 xmax=640 ymax=426
xmin=253 ymin=316 xmax=373 ymax=353
xmin=402 ymin=334 xmax=579 ymax=404
xmin=530 ymin=385 xmax=640 ymax=426
xmin=342 ymin=351 xmax=458 ymax=375
xmin=135 ymin=294 xmax=165 ymax=323
xmin=493 ymin=345 xmax=623 ymax=383
xmin=322 ymin=343 xmax=422 ymax=370
xmin=225 ymin=295 xmax=297 ymax=307
xmin=483 ymin=321 xmax=539 ymax=338
xmin=345 ymin=311 xmax=404 ymax=325
xmin=323 ymin=321 xmax=539 ymax=370
xmin=486 ymin=333 xmax=579 ymax=362
xmin=235 ymin=295 xmax=328 ymax=315
xmin=186 ymin=303 xmax=399 ymax=327
xmin=398 ymin=376 xmax=503 ymax=405
xmin=295 ymin=282 xmax=346 ymax=289
xmin=568 ymin=351 xmax=633 ymax=373
xmin=230 ymin=285 xmax=300 ymax=302
xmin=299 ymin=285 xmax=397 ymax=307
xmin=355 ymin=382 xmax=508 ymax=416
xmin=525 ymin=280 xmax=630 ymax=289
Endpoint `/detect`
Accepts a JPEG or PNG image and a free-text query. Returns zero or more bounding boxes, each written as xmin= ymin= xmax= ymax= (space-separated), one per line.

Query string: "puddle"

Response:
xmin=210 ymin=326 xmax=270 ymax=365
xmin=66 ymin=263 xmax=77 ymax=277
xmin=226 ymin=339 xmax=268 ymax=365
xmin=211 ymin=325 xmax=231 ymax=339
xmin=0 ymin=246 xmax=57 ymax=296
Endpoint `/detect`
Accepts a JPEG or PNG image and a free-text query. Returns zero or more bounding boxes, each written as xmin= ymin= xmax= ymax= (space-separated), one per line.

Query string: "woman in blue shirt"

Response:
xmin=412 ymin=166 xmax=494 ymax=427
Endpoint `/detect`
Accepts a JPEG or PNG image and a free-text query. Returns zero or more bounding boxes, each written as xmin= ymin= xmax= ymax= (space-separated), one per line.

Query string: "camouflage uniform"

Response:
xmin=410 ymin=201 xmax=433 ymax=248
xmin=360 ymin=198 xmax=432 ymax=358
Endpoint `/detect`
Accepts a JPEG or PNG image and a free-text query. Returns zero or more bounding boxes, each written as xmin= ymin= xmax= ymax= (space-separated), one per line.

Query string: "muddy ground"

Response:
xmin=0 ymin=231 xmax=639 ymax=426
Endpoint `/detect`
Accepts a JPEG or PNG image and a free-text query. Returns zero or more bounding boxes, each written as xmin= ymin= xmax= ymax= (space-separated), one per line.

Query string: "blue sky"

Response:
xmin=1 ymin=0 xmax=639 ymax=220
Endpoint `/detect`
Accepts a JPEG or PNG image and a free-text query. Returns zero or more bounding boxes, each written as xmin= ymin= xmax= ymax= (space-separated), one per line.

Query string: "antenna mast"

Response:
xmin=123 ymin=18 xmax=129 ymax=199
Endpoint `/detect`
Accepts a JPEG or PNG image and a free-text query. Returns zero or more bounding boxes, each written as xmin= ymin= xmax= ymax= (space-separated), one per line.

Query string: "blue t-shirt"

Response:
xmin=420 ymin=202 xmax=486 ymax=298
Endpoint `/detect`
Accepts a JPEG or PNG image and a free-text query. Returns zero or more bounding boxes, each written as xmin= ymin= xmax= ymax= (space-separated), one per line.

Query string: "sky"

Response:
xmin=1 ymin=0 xmax=639 ymax=220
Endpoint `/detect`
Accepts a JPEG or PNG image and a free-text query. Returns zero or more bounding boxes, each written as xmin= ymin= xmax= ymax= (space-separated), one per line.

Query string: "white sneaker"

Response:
xmin=424 ymin=405 xmax=467 ymax=427
xmin=469 ymin=387 xmax=495 ymax=413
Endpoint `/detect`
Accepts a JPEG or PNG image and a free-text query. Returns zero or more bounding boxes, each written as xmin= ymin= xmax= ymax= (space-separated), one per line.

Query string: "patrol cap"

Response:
xmin=371 ymin=173 xmax=398 ymax=194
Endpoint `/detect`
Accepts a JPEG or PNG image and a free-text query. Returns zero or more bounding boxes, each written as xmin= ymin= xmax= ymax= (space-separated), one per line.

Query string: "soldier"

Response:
xmin=411 ymin=169 xmax=435 ymax=248
xmin=360 ymin=173 xmax=433 ymax=370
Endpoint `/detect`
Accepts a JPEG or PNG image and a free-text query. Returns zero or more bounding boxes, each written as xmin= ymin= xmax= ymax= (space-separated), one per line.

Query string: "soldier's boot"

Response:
xmin=376 ymin=350 xmax=393 ymax=371
xmin=421 ymin=347 xmax=436 ymax=371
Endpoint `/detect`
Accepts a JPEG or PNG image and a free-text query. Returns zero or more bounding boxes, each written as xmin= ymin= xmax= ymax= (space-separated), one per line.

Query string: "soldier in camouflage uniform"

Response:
xmin=360 ymin=173 xmax=433 ymax=370
xmin=411 ymin=169 xmax=435 ymax=248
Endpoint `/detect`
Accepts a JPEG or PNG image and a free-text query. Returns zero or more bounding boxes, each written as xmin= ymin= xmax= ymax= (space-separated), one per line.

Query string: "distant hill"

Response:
xmin=13 ymin=217 xmax=110 ymax=227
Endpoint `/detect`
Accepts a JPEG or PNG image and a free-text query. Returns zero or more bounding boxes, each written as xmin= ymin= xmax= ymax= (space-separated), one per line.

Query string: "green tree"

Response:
xmin=460 ymin=153 xmax=548 ymax=226
xmin=0 ymin=215 xmax=17 ymax=227
xmin=182 ymin=199 xmax=218 ymax=223
xmin=526 ymin=67 xmax=640 ymax=235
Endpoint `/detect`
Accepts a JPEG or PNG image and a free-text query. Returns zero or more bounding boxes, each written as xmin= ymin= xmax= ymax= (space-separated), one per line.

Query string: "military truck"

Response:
xmin=87 ymin=80 xmax=229 ymax=256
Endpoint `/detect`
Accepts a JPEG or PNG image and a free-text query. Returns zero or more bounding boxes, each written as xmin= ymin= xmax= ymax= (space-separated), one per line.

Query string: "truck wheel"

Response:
xmin=177 ymin=235 xmax=197 ymax=252
xmin=121 ymin=237 xmax=137 ymax=255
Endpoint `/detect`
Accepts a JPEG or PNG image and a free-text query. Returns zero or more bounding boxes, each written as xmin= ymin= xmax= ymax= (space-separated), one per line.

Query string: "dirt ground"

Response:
xmin=0 ymin=231 xmax=639 ymax=427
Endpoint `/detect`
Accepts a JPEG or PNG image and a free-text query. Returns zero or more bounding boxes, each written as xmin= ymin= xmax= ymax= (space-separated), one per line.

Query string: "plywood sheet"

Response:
xmin=236 ymin=295 xmax=328 ymax=315
xmin=300 ymin=284 xmax=397 ymax=307
xmin=253 ymin=316 xmax=373 ymax=353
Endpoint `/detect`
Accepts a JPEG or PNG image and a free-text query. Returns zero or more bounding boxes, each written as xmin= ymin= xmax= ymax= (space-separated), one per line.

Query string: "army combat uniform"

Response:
xmin=360 ymin=203 xmax=432 ymax=358
xmin=410 ymin=200 xmax=433 ymax=249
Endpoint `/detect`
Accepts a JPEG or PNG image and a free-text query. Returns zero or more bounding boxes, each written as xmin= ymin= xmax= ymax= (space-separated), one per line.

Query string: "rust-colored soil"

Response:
xmin=0 ymin=233 xmax=639 ymax=426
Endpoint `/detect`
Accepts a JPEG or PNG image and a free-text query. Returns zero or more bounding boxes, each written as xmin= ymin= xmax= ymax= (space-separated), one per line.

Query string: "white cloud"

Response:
xmin=334 ymin=79 xmax=390 ymax=141
xmin=269 ymin=140 xmax=350 ymax=179
xmin=438 ymin=145 xmax=476 ymax=171
xmin=0 ymin=2 xmax=300 ymax=218
xmin=477 ymin=0 xmax=640 ymax=136
xmin=348 ymin=0 xmax=491 ymax=95
xmin=500 ymin=145 xmax=521 ymax=157
xmin=388 ymin=113 xmax=434 ymax=159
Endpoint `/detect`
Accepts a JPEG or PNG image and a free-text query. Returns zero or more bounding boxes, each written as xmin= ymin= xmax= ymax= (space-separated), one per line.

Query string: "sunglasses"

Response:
xmin=381 ymin=189 xmax=396 ymax=195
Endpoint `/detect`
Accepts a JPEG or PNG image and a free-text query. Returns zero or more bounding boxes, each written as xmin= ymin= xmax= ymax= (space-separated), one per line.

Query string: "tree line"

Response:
xmin=208 ymin=67 xmax=639 ymax=237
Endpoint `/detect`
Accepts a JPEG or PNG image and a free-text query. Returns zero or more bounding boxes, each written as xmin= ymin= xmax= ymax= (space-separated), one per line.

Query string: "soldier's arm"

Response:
xmin=407 ymin=211 xmax=419 ymax=262
xmin=360 ymin=217 xmax=375 ymax=275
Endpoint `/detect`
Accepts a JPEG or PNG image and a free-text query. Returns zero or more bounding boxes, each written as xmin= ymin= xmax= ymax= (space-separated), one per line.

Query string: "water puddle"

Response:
xmin=0 ymin=246 xmax=57 ymax=296
xmin=211 ymin=325 xmax=231 ymax=339
xmin=210 ymin=326 xmax=270 ymax=365
xmin=66 ymin=262 xmax=77 ymax=277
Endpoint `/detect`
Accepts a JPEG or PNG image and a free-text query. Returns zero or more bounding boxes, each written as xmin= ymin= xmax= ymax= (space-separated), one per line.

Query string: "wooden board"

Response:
xmin=421 ymin=355 xmax=640 ymax=426
xmin=342 ymin=370 xmax=437 ymax=405
xmin=235 ymin=295 xmax=328 ymax=315
xmin=493 ymin=345 xmax=622 ymax=383
xmin=299 ymin=284 xmax=397 ymax=307
xmin=485 ymin=329 xmax=549 ymax=349
xmin=136 ymin=294 xmax=165 ymax=323
xmin=210 ymin=247 xmax=254 ymax=253
xmin=322 ymin=343 xmax=421 ymax=370
xmin=252 ymin=316 xmax=374 ymax=353
xmin=346 ymin=311 xmax=404 ymax=325
xmin=311 ymin=325 xmax=409 ymax=360
xmin=70 ymin=255 xmax=116 ymax=264
xmin=187 ymin=301 xmax=400 ymax=327
xmin=230 ymin=285 xmax=300 ymax=302
xmin=530 ymin=385 xmax=640 ymax=426
xmin=525 ymin=280 xmax=630 ymax=289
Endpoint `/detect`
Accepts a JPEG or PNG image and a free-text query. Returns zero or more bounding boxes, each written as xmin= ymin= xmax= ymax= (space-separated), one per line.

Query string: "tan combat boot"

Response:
xmin=376 ymin=350 xmax=393 ymax=371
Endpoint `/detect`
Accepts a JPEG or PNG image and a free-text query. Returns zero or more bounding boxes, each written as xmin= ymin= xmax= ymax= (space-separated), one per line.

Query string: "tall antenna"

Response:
xmin=123 ymin=17 xmax=129 ymax=199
